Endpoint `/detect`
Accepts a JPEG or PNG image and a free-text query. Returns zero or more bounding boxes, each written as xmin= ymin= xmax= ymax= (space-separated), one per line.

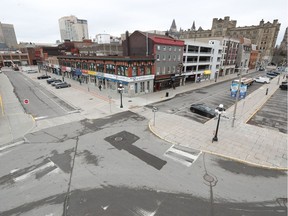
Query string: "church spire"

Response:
xmin=191 ymin=21 xmax=196 ymax=31
xmin=170 ymin=19 xmax=177 ymax=32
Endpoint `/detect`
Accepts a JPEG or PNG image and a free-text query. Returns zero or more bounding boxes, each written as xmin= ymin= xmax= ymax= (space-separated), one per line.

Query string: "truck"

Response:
xmin=232 ymin=77 xmax=254 ymax=87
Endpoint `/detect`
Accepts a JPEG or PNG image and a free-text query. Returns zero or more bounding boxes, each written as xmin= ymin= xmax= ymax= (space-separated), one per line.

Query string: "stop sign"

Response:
xmin=23 ymin=99 xmax=29 ymax=104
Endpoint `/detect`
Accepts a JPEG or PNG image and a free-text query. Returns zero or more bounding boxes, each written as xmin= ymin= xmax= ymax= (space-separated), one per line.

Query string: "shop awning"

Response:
xmin=204 ymin=70 xmax=211 ymax=75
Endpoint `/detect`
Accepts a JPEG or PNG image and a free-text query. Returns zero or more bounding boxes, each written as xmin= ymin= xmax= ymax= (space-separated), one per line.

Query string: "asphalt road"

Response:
xmin=5 ymin=70 xmax=77 ymax=120
xmin=0 ymin=111 xmax=286 ymax=215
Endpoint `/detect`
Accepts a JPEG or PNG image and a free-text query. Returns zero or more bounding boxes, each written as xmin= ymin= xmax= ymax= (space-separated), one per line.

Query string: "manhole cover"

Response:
xmin=203 ymin=173 xmax=214 ymax=183
xmin=114 ymin=137 xmax=123 ymax=141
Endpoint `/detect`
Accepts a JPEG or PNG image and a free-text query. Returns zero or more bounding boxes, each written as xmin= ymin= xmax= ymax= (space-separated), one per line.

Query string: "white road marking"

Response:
xmin=34 ymin=116 xmax=48 ymax=120
xmin=13 ymin=161 xmax=55 ymax=182
xmin=0 ymin=140 xmax=24 ymax=152
xmin=164 ymin=145 xmax=201 ymax=167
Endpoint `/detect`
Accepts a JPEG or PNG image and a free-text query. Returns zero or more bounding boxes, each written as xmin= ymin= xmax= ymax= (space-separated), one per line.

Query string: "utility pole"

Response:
xmin=232 ymin=64 xmax=243 ymax=127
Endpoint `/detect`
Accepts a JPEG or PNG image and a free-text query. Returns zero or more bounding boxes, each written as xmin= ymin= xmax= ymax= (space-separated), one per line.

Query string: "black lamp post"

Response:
xmin=212 ymin=104 xmax=225 ymax=142
xmin=118 ymin=83 xmax=124 ymax=108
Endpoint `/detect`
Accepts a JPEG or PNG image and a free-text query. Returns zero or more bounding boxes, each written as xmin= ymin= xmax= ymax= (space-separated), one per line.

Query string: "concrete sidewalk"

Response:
xmin=148 ymin=76 xmax=287 ymax=170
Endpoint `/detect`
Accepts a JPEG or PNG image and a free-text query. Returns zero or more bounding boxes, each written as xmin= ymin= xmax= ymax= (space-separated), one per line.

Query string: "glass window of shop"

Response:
xmin=76 ymin=61 xmax=81 ymax=69
xmin=146 ymin=66 xmax=151 ymax=75
xmin=89 ymin=63 xmax=96 ymax=71
xmin=117 ymin=65 xmax=128 ymax=76
xmin=97 ymin=64 xmax=104 ymax=72
xmin=106 ymin=64 xmax=115 ymax=74
xmin=132 ymin=66 xmax=138 ymax=76
xmin=139 ymin=66 xmax=145 ymax=76
xmin=83 ymin=62 xmax=88 ymax=70
xmin=71 ymin=62 xmax=76 ymax=68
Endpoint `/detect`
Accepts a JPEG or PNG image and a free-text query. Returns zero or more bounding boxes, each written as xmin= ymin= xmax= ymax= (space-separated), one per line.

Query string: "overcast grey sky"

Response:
xmin=1 ymin=0 xmax=287 ymax=45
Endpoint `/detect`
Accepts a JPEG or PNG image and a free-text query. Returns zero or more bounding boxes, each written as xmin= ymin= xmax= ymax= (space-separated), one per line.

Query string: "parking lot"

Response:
xmin=247 ymin=86 xmax=287 ymax=134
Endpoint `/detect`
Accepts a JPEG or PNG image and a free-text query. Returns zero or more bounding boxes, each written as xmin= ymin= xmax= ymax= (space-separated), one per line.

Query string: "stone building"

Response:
xmin=179 ymin=16 xmax=280 ymax=65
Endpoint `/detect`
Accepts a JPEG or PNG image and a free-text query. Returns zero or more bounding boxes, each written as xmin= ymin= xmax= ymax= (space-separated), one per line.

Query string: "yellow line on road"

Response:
xmin=0 ymin=95 xmax=4 ymax=115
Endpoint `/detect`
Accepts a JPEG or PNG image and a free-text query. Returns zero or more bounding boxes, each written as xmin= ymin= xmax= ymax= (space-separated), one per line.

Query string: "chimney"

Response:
xmin=125 ymin=31 xmax=130 ymax=56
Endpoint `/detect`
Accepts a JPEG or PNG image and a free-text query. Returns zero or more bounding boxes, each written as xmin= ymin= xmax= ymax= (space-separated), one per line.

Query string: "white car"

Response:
xmin=253 ymin=76 xmax=270 ymax=84
xmin=26 ymin=69 xmax=38 ymax=74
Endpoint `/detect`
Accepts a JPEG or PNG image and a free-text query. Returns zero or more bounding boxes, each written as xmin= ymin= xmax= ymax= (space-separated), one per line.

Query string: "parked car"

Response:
xmin=253 ymin=76 xmax=270 ymax=84
xmin=266 ymin=72 xmax=278 ymax=78
xmin=37 ymin=74 xmax=51 ymax=79
xmin=26 ymin=69 xmax=38 ymax=74
xmin=279 ymin=82 xmax=287 ymax=90
xmin=46 ymin=77 xmax=57 ymax=84
xmin=190 ymin=103 xmax=216 ymax=118
xmin=55 ymin=82 xmax=71 ymax=89
xmin=51 ymin=79 xmax=63 ymax=86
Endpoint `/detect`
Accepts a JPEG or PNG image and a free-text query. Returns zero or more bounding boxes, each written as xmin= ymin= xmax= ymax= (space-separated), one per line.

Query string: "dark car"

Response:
xmin=279 ymin=82 xmax=287 ymax=90
xmin=190 ymin=103 xmax=216 ymax=118
xmin=55 ymin=82 xmax=71 ymax=89
xmin=37 ymin=74 xmax=51 ymax=79
xmin=51 ymin=79 xmax=63 ymax=86
xmin=46 ymin=77 xmax=57 ymax=84
xmin=266 ymin=72 xmax=278 ymax=79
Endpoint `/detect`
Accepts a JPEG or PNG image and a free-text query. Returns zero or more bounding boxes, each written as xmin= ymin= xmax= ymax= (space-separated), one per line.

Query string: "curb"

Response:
xmin=148 ymin=120 xmax=288 ymax=171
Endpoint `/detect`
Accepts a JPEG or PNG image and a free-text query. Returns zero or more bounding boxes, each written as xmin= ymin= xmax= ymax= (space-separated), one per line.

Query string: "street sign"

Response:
xmin=23 ymin=99 xmax=29 ymax=104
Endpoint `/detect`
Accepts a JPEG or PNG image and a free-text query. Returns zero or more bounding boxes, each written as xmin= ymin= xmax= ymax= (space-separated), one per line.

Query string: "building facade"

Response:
xmin=179 ymin=16 xmax=280 ymax=66
xmin=123 ymin=31 xmax=184 ymax=91
xmin=0 ymin=51 xmax=30 ymax=67
xmin=236 ymin=37 xmax=252 ymax=72
xmin=0 ymin=22 xmax=18 ymax=49
xmin=182 ymin=39 xmax=222 ymax=84
xmin=56 ymin=56 xmax=155 ymax=97
xmin=58 ymin=15 xmax=89 ymax=42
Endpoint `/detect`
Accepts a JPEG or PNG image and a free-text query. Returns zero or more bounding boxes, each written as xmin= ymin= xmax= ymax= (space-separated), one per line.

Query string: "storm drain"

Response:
xmin=104 ymin=131 xmax=140 ymax=150
xmin=164 ymin=145 xmax=201 ymax=166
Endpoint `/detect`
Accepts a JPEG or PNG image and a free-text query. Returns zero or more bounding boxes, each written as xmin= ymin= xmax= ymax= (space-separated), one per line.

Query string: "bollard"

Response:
xmin=266 ymin=88 xmax=269 ymax=95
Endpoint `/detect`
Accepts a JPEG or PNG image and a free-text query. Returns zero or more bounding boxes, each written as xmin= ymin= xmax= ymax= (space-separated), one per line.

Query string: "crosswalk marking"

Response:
xmin=164 ymin=145 xmax=201 ymax=166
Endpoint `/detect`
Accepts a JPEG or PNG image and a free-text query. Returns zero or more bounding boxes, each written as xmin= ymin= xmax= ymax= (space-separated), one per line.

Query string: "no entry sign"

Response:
xmin=23 ymin=99 xmax=29 ymax=104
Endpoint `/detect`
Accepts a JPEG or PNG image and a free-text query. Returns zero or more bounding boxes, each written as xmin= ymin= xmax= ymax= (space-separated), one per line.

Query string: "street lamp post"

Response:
xmin=118 ymin=83 xmax=124 ymax=108
xmin=212 ymin=104 xmax=225 ymax=142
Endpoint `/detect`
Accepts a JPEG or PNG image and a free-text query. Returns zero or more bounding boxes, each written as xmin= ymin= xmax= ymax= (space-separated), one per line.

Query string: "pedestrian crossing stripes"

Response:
xmin=164 ymin=145 xmax=201 ymax=166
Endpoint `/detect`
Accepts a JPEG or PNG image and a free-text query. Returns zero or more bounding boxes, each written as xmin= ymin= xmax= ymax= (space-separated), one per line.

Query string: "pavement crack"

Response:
xmin=63 ymin=136 xmax=79 ymax=216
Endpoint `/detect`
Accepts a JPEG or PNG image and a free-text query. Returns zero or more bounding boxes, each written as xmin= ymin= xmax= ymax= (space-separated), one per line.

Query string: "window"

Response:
xmin=163 ymin=46 xmax=166 ymax=51
xmin=89 ymin=63 xmax=95 ymax=71
xmin=139 ymin=66 xmax=145 ymax=75
xmin=157 ymin=45 xmax=161 ymax=50
xmin=163 ymin=55 xmax=166 ymax=61
xmin=146 ymin=66 xmax=151 ymax=75
xmin=167 ymin=66 xmax=170 ymax=73
xmin=156 ymin=66 xmax=160 ymax=75
xmin=82 ymin=62 xmax=88 ymax=70
xmin=140 ymin=82 xmax=144 ymax=92
xmin=147 ymin=81 xmax=150 ymax=91
xmin=117 ymin=65 xmax=128 ymax=76
xmin=132 ymin=66 xmax=137 ymax=76
xmin=168 ymin=55 xmax=171 ymax=61
xmin=169 ymin=46 xmax=171 ymax=51
xmin=97 ymin=64 xmax=104 ymax=72
xmin=156 ymin=54 xmax=160 ymax=61
xmin=106 ymin=64 xmax=115 ymax=74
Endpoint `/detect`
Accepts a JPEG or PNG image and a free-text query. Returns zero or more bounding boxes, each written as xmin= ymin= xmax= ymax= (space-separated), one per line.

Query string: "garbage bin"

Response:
xmin=166 ymin=92 xmax=169 ymax=97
